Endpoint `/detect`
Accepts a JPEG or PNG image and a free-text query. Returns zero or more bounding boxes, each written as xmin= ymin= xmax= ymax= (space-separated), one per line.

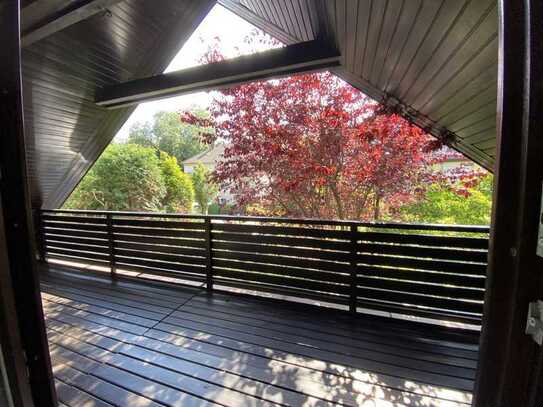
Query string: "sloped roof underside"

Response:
xmin=220 ymin=0 xmax=498 ymax=169
xmin=23 ymin=0 xmax=497 ymax=209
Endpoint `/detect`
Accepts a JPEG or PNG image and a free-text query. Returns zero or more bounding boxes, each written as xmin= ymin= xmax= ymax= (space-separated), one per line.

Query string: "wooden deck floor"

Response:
xmin=40 ymin=268 xmax=479 ymax=406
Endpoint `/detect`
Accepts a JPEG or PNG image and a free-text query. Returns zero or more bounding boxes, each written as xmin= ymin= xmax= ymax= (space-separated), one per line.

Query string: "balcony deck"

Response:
xmin=41 ymin=267 xmax=478 ymax=407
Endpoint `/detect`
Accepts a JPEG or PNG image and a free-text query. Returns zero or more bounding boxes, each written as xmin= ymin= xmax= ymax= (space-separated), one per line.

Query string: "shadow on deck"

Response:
xmin=41 ymin=266 xmax=478 ymax=407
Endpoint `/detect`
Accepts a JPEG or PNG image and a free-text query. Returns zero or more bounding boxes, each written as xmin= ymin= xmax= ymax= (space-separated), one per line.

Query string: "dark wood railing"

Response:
xmin=38 ymin=209 xmax=489 ymax=325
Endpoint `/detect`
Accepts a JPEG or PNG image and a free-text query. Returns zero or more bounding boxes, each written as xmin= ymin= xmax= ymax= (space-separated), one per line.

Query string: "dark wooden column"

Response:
xmin=474 ymin=0 xmax=543 ymax=406
xmin=0 ymin=1 xmax=57 ymax=406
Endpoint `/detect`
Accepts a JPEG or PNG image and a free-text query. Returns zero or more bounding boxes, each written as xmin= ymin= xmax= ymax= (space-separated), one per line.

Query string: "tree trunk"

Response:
xmin=373 ymin=191 xmax=381 ymax=221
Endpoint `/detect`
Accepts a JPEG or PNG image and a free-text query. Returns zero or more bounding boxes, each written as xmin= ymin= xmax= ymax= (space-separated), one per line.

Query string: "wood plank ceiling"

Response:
xmin=22 ymin=0 xmax=498 ymax=209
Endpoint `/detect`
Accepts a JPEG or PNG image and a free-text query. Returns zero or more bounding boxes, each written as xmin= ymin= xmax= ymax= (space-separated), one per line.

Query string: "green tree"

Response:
xmin=65 ymin=144 xmax=166 ymax=211
xmin=400 ymin=174 xmax=493 ymax=225
xmin=64 ymin=144 xmax=195 ymax=212
xmin=192 ymin=163 xmax=219 ymax=215
xmin=128 ymin=110 xmax=209 ymax=164
xmin=159 ymin=152 xmax=194 ymax=212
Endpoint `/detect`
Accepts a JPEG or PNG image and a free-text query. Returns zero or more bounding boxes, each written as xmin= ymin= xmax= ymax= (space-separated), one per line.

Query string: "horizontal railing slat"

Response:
xmin=361 ymin=266 xmax=486 ymax=288
xmin=356 ymin=287 xmax=483 ymax=314
xmin=359 ymin=231 xmax=489 ymax=249
xmin=46 ymin=247 xmax=110 ymax=261
xmin=43 ymin=209 xmax=489 ymax=232
xmin=115 ymin=248 xmax=205 ymax=266
xmin=360 ymin=242 xmax=488 ymax=262
xmin=212 ymin=223 xmax=351 ymax=240
xmin=44 ymin=234 xmax=108 ymax=247
xmin=212 ymin=249 xmax=349 ymax=274
xmin=213 ymin=268 xmax=351 ymax=295
xmin=113 ymin=225 xmax=205 ymax=239
xmin=114 ymin=241 xmax=205 ymax=257
xmin=113 ymin=234 xmax=205 ymax=248
xmin=212 ymin=258 xmax=351 ymax=284
xmin=356 ymin=276 xmax=484 ymax=301
xmin=355 ymin=299 xmax=482 ymax=324
xmin=213 ymin=241 xmax=349 ymax=261
xmin=112 ymin=218 xmax=205 ymax=229
xmin=46 ymin=253 xmax=110 ymax=268
xmin=115 ymin=256 xmax=206 ymax=275
xmin=212 ymin=277 xmax=350 ymax=305
xmin=357 ymin=255 xmax=487 ymax=276
xmin=212 ymin=232 xmax=350 ymax=251
xmin=44 ymin=240 xmax=109 ymax=254
xmin=43 ymin=228 xmax=107 ymax=240
xmin=43 ymin=221 xmax=107 ymax=232
xmin=113 ymin=262 xmax=206 ymax=283
xmin=42 ymin=214 xmax=107 ymax=224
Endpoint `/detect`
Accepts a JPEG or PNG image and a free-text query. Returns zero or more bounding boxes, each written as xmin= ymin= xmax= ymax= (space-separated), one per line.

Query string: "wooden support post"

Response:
xmin=205 ymin=217 xmax=213 ymax=291
xmin=474 ymin=1 xmax=543 ymax=406
xmin=106 ymin=213 xmax=116 ymax=279
xmin=349 ymin=224 xmax=358 ymax=314
xmin=0 ymin=1 xmax=57 ymax=405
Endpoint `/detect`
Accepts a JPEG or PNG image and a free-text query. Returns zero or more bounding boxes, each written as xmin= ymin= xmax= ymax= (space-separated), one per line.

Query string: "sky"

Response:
xmin=114 ymin=4 xmax=274 ymax=141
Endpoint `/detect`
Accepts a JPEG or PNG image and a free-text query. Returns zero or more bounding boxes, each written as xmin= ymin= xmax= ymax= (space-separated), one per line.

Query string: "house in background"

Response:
xmin=182 ymin=143 xmax=225 ymax=174
xmin=431 ymin=147 xmax=483 ymax=174
xmin=182 ymin=143 xmax=233 ymax=205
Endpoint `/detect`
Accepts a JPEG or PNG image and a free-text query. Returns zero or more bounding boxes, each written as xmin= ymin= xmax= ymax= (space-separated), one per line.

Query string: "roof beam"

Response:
xmin=21 ymin=0 xmax=123 ymax=47
xmin=95 ymin=40 xmax=341 ymax=109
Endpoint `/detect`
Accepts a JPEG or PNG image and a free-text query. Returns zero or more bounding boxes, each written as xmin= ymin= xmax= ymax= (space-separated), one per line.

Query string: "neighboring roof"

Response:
xmin=22 ymin=0 xmax=498 ymax=209
xmin=183 ymin=144 xmax=226 ymax=166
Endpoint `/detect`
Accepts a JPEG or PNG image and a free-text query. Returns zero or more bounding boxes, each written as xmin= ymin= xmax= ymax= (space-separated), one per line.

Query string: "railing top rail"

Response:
xmin=41 ymin=209 xmax=490 ymax=233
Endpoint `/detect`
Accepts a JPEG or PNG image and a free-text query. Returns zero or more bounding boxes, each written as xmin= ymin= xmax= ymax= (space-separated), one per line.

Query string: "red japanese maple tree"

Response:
xmin=181 ymin=33 xmax=440 ymax=220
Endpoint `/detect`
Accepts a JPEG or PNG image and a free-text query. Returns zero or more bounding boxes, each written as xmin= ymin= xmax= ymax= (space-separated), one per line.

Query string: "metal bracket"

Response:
xmin=526 ymin=300 xmax=543 ymax=345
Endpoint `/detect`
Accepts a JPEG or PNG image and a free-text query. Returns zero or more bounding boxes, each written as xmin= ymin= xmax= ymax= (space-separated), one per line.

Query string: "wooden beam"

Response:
xmin=0 ymin=206 xmax=34 ymax=407
xmin=0 ymin=1 xmax=57 ymax=405
xmin=474 ymin=0 xmax=543 ymax=406
xmin=21 ymin=0 xmax=123 ymax=47
xmin=95 ymin=40 xmax=341 ymax=108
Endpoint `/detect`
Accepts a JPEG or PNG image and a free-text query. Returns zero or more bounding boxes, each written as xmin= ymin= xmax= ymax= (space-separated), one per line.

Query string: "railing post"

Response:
xmin=349 ymin=223 xmax=358 ymax=314
xmin=204 ymin=217 xmax=213 ymax=291
xmin=106 ymin=213 xmax=116 ymax=279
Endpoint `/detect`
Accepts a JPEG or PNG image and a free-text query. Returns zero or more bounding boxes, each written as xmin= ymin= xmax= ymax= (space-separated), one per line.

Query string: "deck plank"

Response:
xmin=54 ymin=379 xmax=114 ymax=407
xmin=188 ymin=294 xmax=480 ymax=356
xmin=169 ymin=305 xmax=477 ymax=369
xmin=41 ymin=268 xmax=476 ymax=406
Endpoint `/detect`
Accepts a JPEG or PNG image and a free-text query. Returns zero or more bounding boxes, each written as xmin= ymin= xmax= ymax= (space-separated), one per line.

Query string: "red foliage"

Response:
xmin=180 ymin=32 xmax=446 ymax=220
